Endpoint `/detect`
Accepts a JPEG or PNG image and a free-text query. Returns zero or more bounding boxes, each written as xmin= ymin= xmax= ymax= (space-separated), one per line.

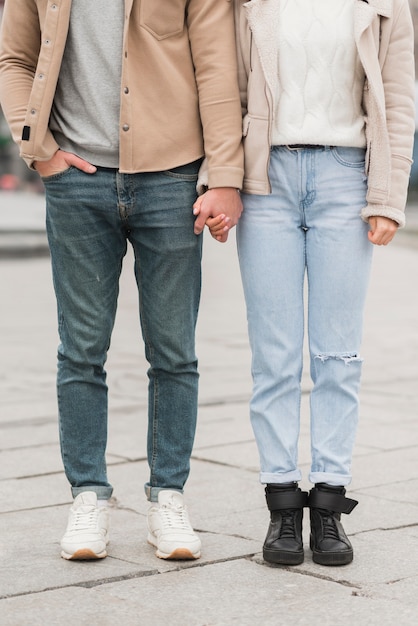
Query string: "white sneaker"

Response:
xmin=147 ymin=490 xmax=201 ymax=560
xmin=60 ymin=491 xmax=109 ymax=560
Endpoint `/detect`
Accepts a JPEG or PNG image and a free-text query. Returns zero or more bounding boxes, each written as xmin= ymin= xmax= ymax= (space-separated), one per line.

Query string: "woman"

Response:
xmin=205 ymin=0 xmax=415 ymax=566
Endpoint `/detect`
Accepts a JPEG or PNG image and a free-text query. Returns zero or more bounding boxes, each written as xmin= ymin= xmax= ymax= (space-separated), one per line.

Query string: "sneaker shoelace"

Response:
xmin=71 ymin=506 xmax=99 ymax=531
xmin=279 ymin=509 xmax=297 ymax=539
xmin=159 ymin=503 xmax=191 ymax=531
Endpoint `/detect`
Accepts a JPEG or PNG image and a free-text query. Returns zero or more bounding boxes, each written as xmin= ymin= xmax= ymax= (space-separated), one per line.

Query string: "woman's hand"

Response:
xmin=368 ymin=216 xmax=398 ymax=245
xmin=205 ymin=214 xmax=231 ymax=242
xmin=193 ymin=187 xmax=242 ymax=242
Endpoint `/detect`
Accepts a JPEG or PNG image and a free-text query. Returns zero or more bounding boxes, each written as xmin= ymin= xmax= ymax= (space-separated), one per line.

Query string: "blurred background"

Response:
xmin=1 ymin=0 xmax=418 ymax=195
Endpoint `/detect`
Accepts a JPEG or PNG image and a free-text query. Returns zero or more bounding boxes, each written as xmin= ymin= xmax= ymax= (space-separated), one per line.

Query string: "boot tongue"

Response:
xmin=316 ymin=483 xmax=346 ymax=496
xmin=266 ymin=482 xmax=298 ymax=494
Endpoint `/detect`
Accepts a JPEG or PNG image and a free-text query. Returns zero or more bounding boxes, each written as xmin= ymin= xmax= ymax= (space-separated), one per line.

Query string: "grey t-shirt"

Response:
xmin=49 ymin=0 xmax=124 ymax=167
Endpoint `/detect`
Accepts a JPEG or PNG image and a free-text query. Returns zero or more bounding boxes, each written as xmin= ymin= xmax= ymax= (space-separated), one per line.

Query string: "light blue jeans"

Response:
xmin=237 ymin=146 xmax=373 ymax=487
xmin=44 ymin=161 xmax=202 ymax=501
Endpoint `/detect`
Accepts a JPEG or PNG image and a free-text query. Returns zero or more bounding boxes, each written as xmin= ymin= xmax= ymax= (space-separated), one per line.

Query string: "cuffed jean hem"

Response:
xmin=309 ymin=472 xmax=352 ymax=487
xmin=260 ymin=469 xmax=302 ymax=485
xmin=144 ymin=483 xmax=183 ymax=503
xmin=71 ymin=485 xmax=113 ymax=500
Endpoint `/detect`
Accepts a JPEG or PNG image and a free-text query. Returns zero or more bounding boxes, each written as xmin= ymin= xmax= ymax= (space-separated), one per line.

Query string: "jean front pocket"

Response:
xmin=40 ymin=165 xmax=76 ymax=183
xmin=162 ymin=158 xmax=203 ymax=181
xmin=331 ymin=147 xmax=366 ymax=168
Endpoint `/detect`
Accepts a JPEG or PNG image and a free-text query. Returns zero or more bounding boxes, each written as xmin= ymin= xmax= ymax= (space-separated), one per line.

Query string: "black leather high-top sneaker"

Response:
xmin=308 ymin=483 xmax=358 ymax=566
xmin=263 ymin=483 xmax=308 ymax=565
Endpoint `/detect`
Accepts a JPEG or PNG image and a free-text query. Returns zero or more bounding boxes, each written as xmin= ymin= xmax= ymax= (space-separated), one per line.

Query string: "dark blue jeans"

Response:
xmin=44 ymin=162 xmax=202 ymax=501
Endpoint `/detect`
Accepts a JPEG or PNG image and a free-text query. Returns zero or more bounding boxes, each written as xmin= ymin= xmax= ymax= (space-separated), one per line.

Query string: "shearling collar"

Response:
xmin=244 ymin=0 xmax=392 ymax=19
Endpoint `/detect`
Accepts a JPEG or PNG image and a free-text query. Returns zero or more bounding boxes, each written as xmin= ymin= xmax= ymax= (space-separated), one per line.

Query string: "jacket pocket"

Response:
xmin=140 ymin=0 xmax=186 ymax=40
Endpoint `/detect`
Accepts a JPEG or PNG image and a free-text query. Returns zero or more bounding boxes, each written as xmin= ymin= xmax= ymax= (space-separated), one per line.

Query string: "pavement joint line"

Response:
xmin=97 ymin=453 xmax=148 ymax=463
xmin=197 ymin=396 xmax=251 ymax=407
xmin=7 ymin=457 xmax=147 ymax=482
xmin=351 ymin=522 xmax=418 ymax=535
xmin=0 ymin=443 xmax=57 ymax=453
xmin=0 ymin=416 xmax=57 ymax=428
xmin=384 ymin=575 xmax=418 ymax=586
xmin=350 ymin=443 xmax=418 ymax=456
xmin=251 ymin=558 xmax=363 ymax=590
xmin=193 ymin=529 xmax=259 ymax=542
xmin=0 ymin=553 xmax=259 ymax=601
xmin=360 ymin=386 xmax=417 ymax=395
xmin=3 ymin=462 xmax=130 ymax=483
xmin=354 ymin=481 xmax=418 ymax=492
xmin=0 ymin=503 xmax=74 ymax=515
xmin=191 ymin=455 xmax=258 ymax=472
xmin=0 ymin=568 xmax=158 ymax=601
xmin=193 ymin=439 xmax=256 ymax=451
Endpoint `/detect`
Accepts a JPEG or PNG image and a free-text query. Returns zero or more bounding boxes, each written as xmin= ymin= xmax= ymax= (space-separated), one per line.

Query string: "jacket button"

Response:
xmin=122 ymin=124 xmax=130 ymax=132
xmin=124 ymin=87 xmax=129 ymax=94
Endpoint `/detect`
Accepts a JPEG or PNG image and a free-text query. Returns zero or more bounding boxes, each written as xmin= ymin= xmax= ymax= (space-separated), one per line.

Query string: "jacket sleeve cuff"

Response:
xmin=361 ymin=203 xmax=406 ymax=229
xmin=206 ymin=166 xmax=244 ymax=192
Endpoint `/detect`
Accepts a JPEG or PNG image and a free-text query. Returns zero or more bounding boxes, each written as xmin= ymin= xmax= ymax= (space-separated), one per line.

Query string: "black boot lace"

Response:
xmin=320 ymin=510 xmax=340 ymax=540
xmin=279 ymin=510 xmax=297 ymax=539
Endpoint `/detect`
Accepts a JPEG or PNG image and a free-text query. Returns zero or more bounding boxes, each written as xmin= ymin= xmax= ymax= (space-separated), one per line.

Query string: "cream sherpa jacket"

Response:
xmin=236 ymin=0 xmax=415 ymax=226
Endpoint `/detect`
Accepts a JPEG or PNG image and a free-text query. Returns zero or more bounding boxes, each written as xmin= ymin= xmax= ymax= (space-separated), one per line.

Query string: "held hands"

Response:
xmin=193 ymin=187 xmax=243 ymax=243
xmin=368 ymin=216 xmax=398 ymax=245
xmin=34 ymin=149 xmax=96 ymax=177
xmin=33 ymin=159 xmax=397 ymax=248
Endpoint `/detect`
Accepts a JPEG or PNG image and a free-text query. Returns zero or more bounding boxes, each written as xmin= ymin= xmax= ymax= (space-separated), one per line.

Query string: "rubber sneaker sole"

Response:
xmin=61 ymin=547 xmax=107 ymax=560
xmin=147 ymin=535 xmax=200 ymax=560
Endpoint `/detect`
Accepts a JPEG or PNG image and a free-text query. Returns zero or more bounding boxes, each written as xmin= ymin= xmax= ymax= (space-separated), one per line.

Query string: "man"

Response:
xmin=0 ymin=0 xmax=243 ymax=561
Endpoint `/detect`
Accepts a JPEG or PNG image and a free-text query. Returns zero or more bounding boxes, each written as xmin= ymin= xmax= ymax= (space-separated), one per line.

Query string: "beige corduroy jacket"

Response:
xmin=0 ymin=0 xmax=244 ymax=190
xmin=235 ymin=0 xmax=415 ymax=226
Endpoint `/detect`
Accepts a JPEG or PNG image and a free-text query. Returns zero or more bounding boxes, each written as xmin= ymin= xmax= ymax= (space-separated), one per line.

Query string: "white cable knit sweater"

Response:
xmin=271 ymin=0 xmax=366 ymax=147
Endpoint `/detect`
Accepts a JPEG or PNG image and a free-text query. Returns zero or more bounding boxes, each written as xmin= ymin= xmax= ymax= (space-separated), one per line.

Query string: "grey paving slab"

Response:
xmin=369 ymin=575 xmax=418 ymax=606
xmin=0 ymin=443 xmax=63 ymax=479
xmin=341 ymin=489 xmax=418 ymax=534
xmin=109 ymin=458 xmax=264 ymax=521
xmin=360 ymin=477 xmax=418 ymax=506
xmin=0 ymin=417 xmax=57 ymax=450
xmin=0 ymin=474 xmax=74 ymax=513
xmin=106 ymin=406 xmax=148 ymax=461
xmin=1 ymin=559 xmax=416 ymax=626
xmin=297 ymin=526 xmax=418 ymax=587
xmin=0 ymin=502 xmax=260 ymax=600
xmin=192 ymin=440 xmax=260 ymax=473
xmin=1 ymin=445 xmax=124 ymax=481
xmin=349 ymin=447 xmax=418 ymax=489
xmin=0 ymin=191 xmax=46 ymax=228
xmin=193 ymin=402 xmax=254 ymax=448
xmin=0 ymin=192 xmax=48 ymax=257
xmin=0 ymin=507 xmax=154 ymax=599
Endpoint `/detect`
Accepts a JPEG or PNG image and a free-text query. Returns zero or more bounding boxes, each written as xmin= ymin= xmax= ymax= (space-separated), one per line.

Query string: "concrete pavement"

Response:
xmin=1 ymin=191 xmax=418 ymax=625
